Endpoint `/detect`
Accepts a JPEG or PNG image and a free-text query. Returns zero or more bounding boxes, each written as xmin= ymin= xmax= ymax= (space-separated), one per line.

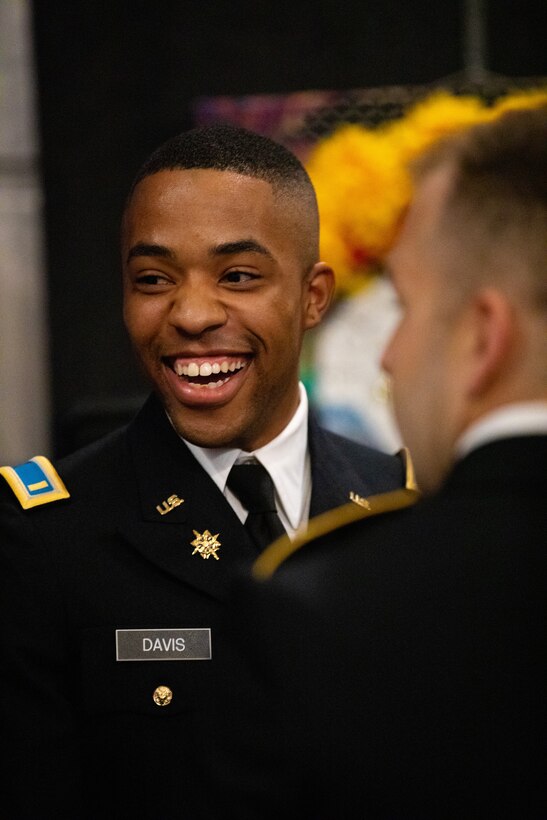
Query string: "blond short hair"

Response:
xmin=413 ymin=105 xmax=547 ymax=310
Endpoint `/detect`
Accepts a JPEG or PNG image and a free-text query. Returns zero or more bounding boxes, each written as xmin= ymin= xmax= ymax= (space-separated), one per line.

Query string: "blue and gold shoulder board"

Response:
xmin=0 ymin=456 xmax=70 ymax=510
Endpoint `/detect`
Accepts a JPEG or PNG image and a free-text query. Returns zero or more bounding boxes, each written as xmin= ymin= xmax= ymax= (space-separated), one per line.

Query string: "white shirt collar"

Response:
xmin=182 ymin=383 xmax=311 ymax=536
xmin=455 ymin=401 xmax=547 ymax=460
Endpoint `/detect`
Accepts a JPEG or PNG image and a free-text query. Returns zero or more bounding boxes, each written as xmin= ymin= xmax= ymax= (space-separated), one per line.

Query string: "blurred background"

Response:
xmin=1 ymin=0 xmax=545 ymax=463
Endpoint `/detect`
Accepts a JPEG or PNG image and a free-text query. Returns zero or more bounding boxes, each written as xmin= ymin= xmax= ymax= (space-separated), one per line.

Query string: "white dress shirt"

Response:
xmin=182 ymin=383 xmax=311 ymax=539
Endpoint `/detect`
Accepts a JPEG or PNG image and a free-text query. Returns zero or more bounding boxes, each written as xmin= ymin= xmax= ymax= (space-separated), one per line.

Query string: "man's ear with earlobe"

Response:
xmin=467 ymin=287 xmax=515 ymax=397
xmin=303 ymin=262 xmax=335 ymax=329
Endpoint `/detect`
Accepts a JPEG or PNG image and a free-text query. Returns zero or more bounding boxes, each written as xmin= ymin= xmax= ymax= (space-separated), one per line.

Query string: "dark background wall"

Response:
xmin=30 ymin=0 xmax=546 ymax=456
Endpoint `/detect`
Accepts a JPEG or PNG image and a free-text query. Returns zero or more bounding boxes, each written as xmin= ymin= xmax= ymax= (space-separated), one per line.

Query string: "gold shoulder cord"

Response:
xmin=252 ymin=447 xmax=419 ymax=582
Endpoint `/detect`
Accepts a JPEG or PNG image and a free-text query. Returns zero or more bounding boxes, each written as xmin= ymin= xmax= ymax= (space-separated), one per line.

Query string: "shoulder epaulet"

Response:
xmin=252 ymin=446 xmax=420 ymax=582
xmin=0 ymin=456 xmax=70 ymax=509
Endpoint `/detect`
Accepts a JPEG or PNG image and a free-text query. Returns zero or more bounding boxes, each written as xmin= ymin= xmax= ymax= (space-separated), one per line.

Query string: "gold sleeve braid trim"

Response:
xmin=252 ymin=485 xmax=420 ymax=582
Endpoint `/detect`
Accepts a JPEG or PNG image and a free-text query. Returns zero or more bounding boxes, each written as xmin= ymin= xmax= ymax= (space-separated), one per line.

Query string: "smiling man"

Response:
xmin=122 ymin=160 xmax=323 ymax=452
xmin=0 ymin=125 xmax=408 ymax=819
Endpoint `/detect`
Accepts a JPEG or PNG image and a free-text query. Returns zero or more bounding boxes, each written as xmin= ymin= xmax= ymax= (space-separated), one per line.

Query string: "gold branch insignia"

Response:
xmin=191 ymin=530 xmax=221 ymax=560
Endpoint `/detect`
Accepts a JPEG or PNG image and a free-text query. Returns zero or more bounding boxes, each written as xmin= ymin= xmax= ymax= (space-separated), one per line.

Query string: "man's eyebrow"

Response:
xmin=211 ymin=239 xmax=275 ymax=261
xmin=126 ymin=243 xmax=175 ymax=264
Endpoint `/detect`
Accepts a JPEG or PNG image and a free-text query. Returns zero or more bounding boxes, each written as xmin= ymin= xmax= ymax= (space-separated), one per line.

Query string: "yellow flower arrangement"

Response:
xmin=307 ymin=125 xmax=411 ymax=293
xmin=307 ymin=87 xmax=547 ymax=297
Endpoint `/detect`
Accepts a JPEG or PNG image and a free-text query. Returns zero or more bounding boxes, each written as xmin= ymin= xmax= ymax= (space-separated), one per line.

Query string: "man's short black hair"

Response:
xmin=129 ymin=124 xmax=315 ymax=199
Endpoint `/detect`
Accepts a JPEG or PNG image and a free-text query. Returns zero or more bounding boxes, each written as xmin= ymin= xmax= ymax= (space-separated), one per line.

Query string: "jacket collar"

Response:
xmin=118 ymin=394 xmax=401 ymax=601
xmin=444 ymin=434 xmax=547 ymax=493
xmin=127 ymin=395 xmax=367 ymax=525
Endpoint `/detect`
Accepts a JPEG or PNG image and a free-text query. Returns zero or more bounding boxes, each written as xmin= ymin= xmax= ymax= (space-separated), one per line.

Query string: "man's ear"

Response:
xmin=466 ymin=287 xmax=515 ymax=397
xmin=303 ymin=262 xmax=335 ymax=329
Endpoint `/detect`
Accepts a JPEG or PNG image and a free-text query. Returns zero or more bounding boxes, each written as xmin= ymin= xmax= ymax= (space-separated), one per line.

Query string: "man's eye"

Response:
xmin=222 ymin=270 xmax=256 ymax=284
xmin=135 ymin=274 xmax=169 ymax=286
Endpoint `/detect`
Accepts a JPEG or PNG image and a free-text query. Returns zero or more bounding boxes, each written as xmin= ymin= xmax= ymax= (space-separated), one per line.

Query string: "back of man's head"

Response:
xmin=414 ymin=105 xmax=547 ymax=317
xmin=384 ymin=105 xmax=547 ymax=493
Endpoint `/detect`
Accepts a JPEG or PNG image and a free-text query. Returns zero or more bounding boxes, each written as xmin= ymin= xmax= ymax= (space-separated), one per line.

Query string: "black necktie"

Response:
xmin=227 ymin=461 xmax=287 ymax=552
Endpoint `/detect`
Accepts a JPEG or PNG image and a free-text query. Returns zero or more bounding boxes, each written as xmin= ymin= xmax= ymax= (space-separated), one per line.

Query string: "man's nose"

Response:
xmin=168 ymin=282 xmax=228 ymax=336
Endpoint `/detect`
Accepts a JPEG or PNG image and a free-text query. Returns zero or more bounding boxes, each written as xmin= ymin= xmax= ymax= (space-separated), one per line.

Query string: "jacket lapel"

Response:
xmin=118 ymin=395 xmax=257 ymax=602
xmin=308 ymin=414 xmax=378 ymax=516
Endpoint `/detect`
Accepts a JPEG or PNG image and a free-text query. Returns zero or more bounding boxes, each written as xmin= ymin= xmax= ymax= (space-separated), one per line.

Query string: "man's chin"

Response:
xmin=165 ymin=405 xmax=245 ymax=449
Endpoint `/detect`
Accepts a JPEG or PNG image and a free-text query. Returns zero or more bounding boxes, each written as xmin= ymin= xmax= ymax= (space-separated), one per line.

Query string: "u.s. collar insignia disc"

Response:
xmin=191 ymin=529 xmax=221 ymax=560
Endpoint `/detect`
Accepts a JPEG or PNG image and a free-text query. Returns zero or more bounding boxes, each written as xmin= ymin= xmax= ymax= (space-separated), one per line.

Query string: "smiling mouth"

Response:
xmin=165 ymin=356 xmax=250 ymax=390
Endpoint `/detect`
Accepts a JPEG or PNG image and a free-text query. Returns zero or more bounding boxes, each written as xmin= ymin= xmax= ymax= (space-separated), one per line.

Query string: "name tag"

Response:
xmin=116 ymin=628 xmax=212 ymax=661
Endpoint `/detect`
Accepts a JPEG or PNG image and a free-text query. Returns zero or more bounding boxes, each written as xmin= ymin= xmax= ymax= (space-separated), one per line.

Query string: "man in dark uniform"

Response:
xmin=0 ymin=125 xmax=408 ymax=819
xmin=211 ymin=106 xmax=547 ymax=818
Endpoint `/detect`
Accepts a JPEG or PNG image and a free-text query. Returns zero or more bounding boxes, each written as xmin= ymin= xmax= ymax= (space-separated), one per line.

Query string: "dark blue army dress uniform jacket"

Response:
xmin=0 ymin=393 xmax=405 ymax=819
xmin=204 ymin=435 xmax=547 ymax=820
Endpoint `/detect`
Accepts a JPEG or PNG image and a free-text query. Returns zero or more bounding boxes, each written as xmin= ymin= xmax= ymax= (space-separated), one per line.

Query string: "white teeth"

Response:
xmin=207 ymin=378 xmax=232 ymax=389
xmin=174 ymin=359 xmax=247 ymax=378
